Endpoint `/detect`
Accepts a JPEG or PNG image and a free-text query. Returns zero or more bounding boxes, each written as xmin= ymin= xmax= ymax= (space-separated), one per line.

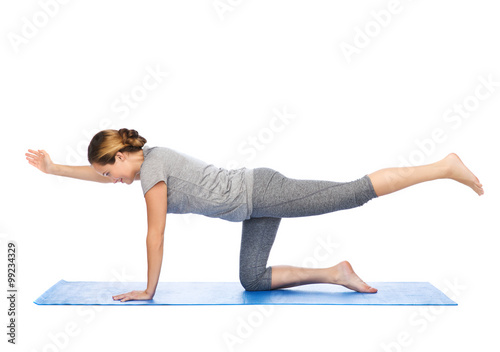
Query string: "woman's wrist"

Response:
xmin=47 ymin=163 xmax=59 ymax=175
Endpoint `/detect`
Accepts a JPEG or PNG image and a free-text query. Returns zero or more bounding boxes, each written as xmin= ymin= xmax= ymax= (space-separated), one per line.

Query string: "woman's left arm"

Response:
xmin=112 ymin=181 xmax=168 ymax=302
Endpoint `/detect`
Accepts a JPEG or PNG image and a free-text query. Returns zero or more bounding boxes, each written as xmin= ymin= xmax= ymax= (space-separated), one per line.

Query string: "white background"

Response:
xmin=1 ymin=1 xmax=499 ymax=351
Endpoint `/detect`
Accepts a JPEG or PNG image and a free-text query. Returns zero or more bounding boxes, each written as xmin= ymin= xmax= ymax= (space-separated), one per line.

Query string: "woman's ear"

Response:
xmin=116 ymin=152 xmax=124 ymax=161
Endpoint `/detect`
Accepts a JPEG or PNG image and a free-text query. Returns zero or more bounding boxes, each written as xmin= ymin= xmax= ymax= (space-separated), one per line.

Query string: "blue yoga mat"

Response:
xmin=34 ymin=280 xmax=456 ymax=306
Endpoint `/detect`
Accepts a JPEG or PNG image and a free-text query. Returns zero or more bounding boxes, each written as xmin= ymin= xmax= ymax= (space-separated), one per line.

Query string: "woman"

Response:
xmin=25 ymin=128 xmax=484 ymax=302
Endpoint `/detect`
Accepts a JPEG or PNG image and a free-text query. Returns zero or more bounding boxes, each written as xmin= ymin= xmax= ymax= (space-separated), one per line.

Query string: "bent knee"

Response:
xmin=240 ymin=279 xmax=269 ymax=291
xmin=239 ymin=268 xmax=272 ymax=291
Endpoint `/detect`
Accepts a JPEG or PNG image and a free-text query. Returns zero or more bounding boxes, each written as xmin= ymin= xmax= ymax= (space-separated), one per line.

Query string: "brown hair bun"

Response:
xmin=88 ymin=128 xmax=147 ymax=165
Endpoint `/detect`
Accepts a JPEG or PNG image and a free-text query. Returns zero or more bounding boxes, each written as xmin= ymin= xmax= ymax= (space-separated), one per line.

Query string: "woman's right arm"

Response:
xmin=26 ymin=149 xmax=112 ymax=183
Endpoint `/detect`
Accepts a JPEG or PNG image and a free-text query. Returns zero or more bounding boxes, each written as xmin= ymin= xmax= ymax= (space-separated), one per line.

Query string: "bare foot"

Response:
xmin=330 ymin=261 xmax=377 ymax=293
xmin=442 ymin=153 xmax=484 ymax=196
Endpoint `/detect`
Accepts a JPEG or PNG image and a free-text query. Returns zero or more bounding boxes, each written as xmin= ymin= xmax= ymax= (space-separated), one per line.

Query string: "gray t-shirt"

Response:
xmin=139 ymin=145 xmax=254 ymax=222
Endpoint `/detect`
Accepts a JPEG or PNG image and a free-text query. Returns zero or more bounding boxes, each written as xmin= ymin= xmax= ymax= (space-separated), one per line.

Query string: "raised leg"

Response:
xmin=368 ymin=153 xmax=483 ymax=197
xmin=239 ymin=153 xmax=483 ymax=293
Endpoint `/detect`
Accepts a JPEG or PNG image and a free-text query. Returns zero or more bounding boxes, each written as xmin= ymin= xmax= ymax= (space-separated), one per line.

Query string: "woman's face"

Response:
xmin=91 ymin=152 xmax=138 ymax=185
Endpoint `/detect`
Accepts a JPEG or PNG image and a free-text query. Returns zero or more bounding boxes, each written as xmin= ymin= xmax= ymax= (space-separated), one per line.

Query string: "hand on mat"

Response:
xmin=26 ymin=149 xmax=55 ymax=174
xmin=112 ymin=289 xmax=153 ymax=302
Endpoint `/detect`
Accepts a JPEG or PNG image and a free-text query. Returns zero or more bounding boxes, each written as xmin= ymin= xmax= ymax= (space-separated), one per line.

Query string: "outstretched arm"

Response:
xmin=112 ymin=181 xmax=168 ymax=302
xmin=26 ymin=149 xmax=112 ymax=183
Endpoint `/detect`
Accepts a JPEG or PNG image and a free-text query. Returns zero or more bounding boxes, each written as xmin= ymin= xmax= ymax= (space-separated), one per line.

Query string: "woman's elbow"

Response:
xmin=146 ymin=231 xmax=164 ymax=246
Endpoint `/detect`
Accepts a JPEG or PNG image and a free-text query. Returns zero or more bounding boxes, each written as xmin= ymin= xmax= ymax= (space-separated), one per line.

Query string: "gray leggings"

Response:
xmin=239 ymin=167 xmax=378 ymax=291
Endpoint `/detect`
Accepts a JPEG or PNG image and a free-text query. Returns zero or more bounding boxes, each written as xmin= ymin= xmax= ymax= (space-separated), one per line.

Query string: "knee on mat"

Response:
xmin=239 ymin=272 xmax=270 ymax=292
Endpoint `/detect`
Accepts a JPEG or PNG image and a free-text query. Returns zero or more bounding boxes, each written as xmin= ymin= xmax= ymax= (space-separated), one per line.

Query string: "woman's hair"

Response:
xmin=88 ymin=128 xmax=147 ymax=165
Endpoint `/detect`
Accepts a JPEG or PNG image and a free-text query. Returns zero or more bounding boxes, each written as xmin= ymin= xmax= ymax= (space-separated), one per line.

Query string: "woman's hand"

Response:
xmin=112 ymin=290 xmax=153 ymax=302
xmin=25 ymin=149 xmax=55 ymax=174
